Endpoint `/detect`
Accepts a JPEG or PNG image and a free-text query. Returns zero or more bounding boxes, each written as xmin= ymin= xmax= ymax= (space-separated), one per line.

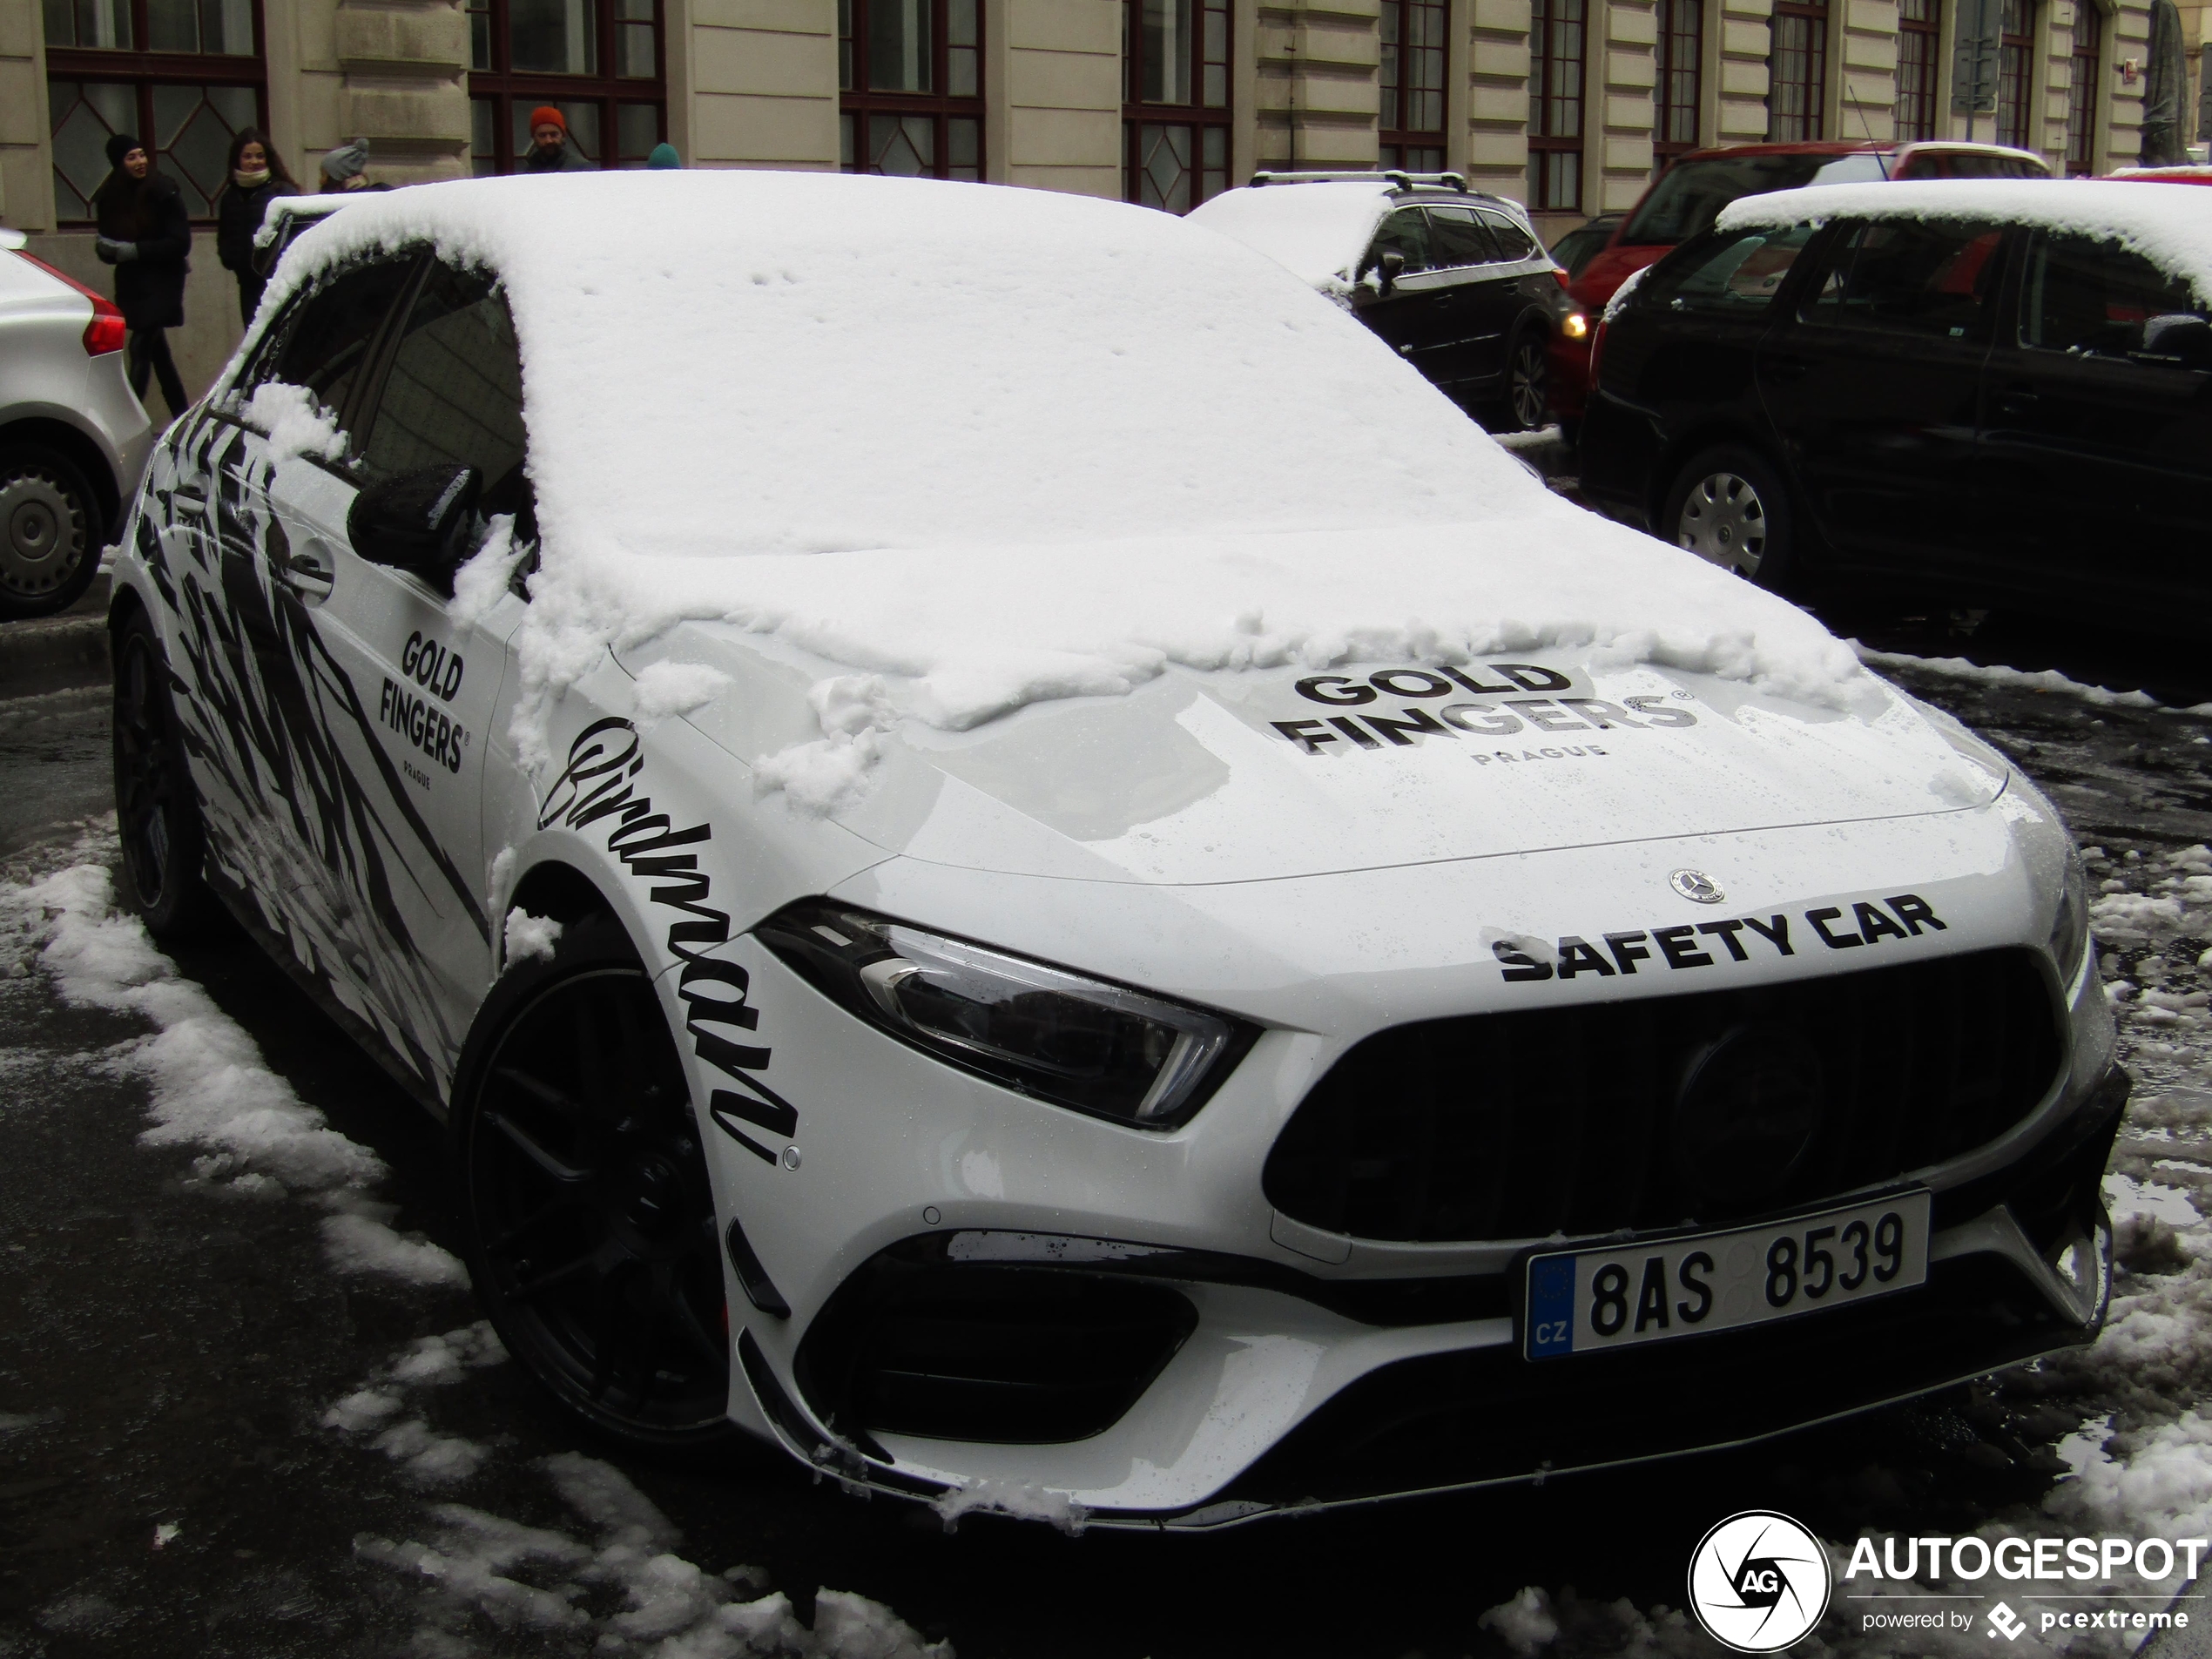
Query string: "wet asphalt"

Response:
xmin=2 ymin=548 xmax=2210 ymax=1658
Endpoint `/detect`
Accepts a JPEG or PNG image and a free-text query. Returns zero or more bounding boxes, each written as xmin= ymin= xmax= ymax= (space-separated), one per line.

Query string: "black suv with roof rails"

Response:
xmin=1192 ymin=170 xmax=1581 ymax=433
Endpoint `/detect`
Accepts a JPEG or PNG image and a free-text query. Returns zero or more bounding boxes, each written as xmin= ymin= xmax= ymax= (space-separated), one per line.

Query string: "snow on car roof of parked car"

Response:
xmin=1183 ymin=179 xmax=1401 ymax=287
xmin=1716 ymin=177 xmax=2212 ymax=288
xmin=266 ymin=172 xmax=1874 ymax=766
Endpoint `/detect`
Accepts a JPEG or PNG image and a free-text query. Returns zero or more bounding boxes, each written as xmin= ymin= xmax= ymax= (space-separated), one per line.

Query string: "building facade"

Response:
xmin=3 ymin=0 xmax=2202 ymax=392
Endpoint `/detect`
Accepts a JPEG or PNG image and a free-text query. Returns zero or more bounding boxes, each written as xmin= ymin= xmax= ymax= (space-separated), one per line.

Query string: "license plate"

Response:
xmin=1521 ymin=1190 xmax=1932 ymax=1360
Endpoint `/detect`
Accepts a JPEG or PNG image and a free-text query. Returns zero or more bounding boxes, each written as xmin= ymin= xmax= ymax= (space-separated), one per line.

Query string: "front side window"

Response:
xmin=1767 ymin=0 xmax=1827 ymax=140
xmin=840 ymin=0 xmax=983 ymax=180
xmin=2020 ymin=233 xmax=2207 ymax=359
xmin=466 ymin=0 xmax=664 ymax=175
xmin=1362 ymin=206 xmax=1437 ymax=277
xmin=1124 ymin=0 xmax=1230 ymax=212
xmin=1527 ymin=0 xmax=1584 ymax=212
xmin=1379 ymin=0 xmax=1447 ymax=172
xmin=1645 ymin=224 xmax=1815 ymax=316
xmin=1802 ymin=219 xmax=2006 ymax=341
xmin=44 ymin=0 xmax=266 ymax=222
xmin=249 ymin=257 xmax=422 ymax=436
xmin=359 ymin=263 xmax=530 ymax=515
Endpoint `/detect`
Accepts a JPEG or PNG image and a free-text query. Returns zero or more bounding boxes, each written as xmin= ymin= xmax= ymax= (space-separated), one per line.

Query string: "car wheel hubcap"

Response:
xmin=0 ymin=472 xmax=85 ymax=595
xmin=1677 ymin=470 xmax=1766 ymax=577
xmin=1511 ymin=341 xmax=1548 ymax=431
xmin=469 ymin=968 xmax=730 ymax=1434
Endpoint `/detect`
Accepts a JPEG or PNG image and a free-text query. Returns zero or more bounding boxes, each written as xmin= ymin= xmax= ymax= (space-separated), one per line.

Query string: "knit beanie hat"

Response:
xmin=646 ymin=142 xmax=681 ymax=169
xmin=320 ymin=138 xmax=370 ymax=183
xmin=105 ymin=132 xmax=142 ymax=168
xmin=530 ymin=106 xmax=567 ymax=137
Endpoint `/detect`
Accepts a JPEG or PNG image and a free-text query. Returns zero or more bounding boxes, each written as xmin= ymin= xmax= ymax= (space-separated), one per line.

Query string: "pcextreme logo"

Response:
xmin=1687 ymin=1511 xmax=1832 ymax=1653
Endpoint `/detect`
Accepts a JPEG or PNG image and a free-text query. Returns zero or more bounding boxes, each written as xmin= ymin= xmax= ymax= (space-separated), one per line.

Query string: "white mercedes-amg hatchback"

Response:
xmin=108 ymin=171 xmax=2119 ymax=1528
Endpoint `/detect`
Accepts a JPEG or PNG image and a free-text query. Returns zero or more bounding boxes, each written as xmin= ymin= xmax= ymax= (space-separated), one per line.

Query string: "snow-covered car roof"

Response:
xmin=267 ymin=171 xmax=1865 ymax=752
xmin=1716 ymin=176 xmax=2212 ymax=291
xmin=252 ymin=192 xmax=357 ymax=248
xmin=1184 ymin=179 xmax=1407 ymax=287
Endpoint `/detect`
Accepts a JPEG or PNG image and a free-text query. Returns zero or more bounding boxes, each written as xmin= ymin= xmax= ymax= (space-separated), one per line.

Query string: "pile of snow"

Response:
xmin=264 ymin=171 xmax=1877 ymax=777
xmin=1717 ymin=177 xmax=2212 ymax=291
xmin=1184 ymin=178 xmax=1399 ymax=287
xmin=0 ymin=827 xmax=463 ymax=1286
xmin=238 ymin=381 xmax=345 ymax=466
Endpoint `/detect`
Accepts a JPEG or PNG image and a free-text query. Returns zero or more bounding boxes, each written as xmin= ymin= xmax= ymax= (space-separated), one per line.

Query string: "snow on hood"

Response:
xmin=1184 ymin=180 xmax=1398 ymax=287
xmin=1717 ymin=177 xmax=2212 ymax=291
xmin=273 ymin=172 xmax=1877 ymax=783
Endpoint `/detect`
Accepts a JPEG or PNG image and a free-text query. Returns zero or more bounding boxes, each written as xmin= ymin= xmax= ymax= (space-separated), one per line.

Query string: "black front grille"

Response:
xmin=1264 ymin=948 xmax=2062 ymax=1243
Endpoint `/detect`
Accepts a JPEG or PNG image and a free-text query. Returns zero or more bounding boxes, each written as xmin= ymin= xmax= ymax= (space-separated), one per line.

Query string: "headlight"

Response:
xmin=1562 ymin=312 xmax=1590 ymax=339
xmin=754 ymin=900 xmax=1256 ymax=1130
xmin=2049 ymin=846 xmax=2091 ymax=986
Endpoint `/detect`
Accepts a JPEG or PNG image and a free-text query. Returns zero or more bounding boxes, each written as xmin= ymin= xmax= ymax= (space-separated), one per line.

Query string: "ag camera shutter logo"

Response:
xmin=1688 ymin=1511 xmax=1832 ymax=1652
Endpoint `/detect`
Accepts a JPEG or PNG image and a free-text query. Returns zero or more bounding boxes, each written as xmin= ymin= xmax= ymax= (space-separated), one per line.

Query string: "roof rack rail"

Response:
xmin=1250 ymin=168 xmax=1472 ymax=192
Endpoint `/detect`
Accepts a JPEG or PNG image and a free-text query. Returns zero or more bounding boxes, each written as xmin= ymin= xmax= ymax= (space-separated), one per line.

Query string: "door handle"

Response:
xmin=1398 ymin=342 xmax=1417 ymax=355
xmin=1764 ymin=357 xmax=1812 ymax=382
xmin=1996 ymin=385 xmax=2040 ymax=416
xmin=277 ymin=543 xmax=334 ymax=605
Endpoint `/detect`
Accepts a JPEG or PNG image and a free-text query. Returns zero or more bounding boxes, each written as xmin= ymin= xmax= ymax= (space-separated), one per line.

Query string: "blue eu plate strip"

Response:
xmin=1526 ymin=1256 xmax=1576 ymax=1358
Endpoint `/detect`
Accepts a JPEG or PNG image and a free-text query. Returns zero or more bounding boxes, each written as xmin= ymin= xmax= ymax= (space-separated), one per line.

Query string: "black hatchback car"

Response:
xmin=1578 ymin=180 xmax=2212 ymax=632
xmin=1190 ymin=172 xmax=1582 ymax=432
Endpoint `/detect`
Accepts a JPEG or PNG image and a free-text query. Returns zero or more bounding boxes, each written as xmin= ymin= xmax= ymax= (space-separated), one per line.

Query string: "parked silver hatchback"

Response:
xmin=0 ymin=230 xmax=154 ymax=619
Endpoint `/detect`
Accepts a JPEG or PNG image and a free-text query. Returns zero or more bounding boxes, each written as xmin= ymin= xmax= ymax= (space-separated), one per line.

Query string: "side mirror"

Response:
xmin=348 ymin=463 xmax=482 ymax=577
xmin=1379 ymin=250 xmax=1406 ymax=294
xmin=2139 ymin=313 xmax=2212 ymax=371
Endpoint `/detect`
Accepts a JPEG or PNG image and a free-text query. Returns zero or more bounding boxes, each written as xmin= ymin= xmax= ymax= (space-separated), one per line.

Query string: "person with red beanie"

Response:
xmin=523 ymin=106 xmax=588 ymax=172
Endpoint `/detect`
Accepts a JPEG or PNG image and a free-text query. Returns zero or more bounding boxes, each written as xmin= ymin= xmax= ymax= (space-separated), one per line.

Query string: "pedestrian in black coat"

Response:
xmin=215 ymin=126 xmax=299 ymax=328
xmin=92 ymin=133 xmax=192 ymax=419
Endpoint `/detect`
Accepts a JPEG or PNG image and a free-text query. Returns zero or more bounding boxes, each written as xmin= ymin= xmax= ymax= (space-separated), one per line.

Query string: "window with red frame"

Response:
xmin=2063 ymin=7 xmax=2101 ymax=173
xmin=465 ymin=0 xmax=665 ymax=175
xmin=1767 ymin=0 xmax=1826 ymax=139
xmin=44 ymin=0 xmax=266 ymax=223
xmin=1996 ymin=0 xmax=2032 ymax=149
xmin=1124 ymin=0 xmax=1230 ymax=212
xmin=1380 ymin=0 xmax=1447 ymax=172
xmin=1897 ymin=0 xmax=1939 ymax=140
xmin=1653 ymin=0 xmax=1703 ymax=163
xmin=1527 ymin=0 xmax=1584 ymax=211
xmin=840 ymin=0 xmax=982 ymax=179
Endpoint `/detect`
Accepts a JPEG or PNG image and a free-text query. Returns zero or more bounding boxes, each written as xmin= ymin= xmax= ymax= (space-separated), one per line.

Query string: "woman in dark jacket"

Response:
xmin=215 ymin=127 xmax=298 ymax=327
xmin=92 ymin=133 xmax=192 ymax=420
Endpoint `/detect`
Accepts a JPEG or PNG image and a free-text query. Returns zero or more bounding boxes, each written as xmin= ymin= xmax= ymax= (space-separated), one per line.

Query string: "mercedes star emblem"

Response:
xmin=1670 ymin=869 xmax=1726 ymax=905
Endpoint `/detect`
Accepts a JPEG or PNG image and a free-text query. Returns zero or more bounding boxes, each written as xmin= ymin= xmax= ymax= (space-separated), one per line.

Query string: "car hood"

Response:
xmin=619 ymin=627 xmax=2006 ymax=887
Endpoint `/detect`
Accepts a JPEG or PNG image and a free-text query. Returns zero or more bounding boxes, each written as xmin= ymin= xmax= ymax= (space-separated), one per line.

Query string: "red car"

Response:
xmin=1549 ymin=140 xmax=2050 ymax=434
xmin=2107 ymin=165 xmax=2212 ymax=185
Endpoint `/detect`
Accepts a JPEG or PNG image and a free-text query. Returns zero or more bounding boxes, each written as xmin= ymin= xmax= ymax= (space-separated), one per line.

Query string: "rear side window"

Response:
xmin=2020 ymin=232 xmax=2208 ymax=360
xmin=1364 ymin=207 xmax=1435 ymax=276
xmin=1426 ymin=206 xmax=1501 ymax=268
xmin=357 ymin=261 xmax=530 ymax=514
xmin=1801 ymin=219 xmax=2006 ymax=341
xmin=249 ymin=256 xmax=421 ymax=428
xmin=1642 ymin=225 xmax=1816 ymax=317
xmin=1477 ymin=209 xmax=1541 ymax=263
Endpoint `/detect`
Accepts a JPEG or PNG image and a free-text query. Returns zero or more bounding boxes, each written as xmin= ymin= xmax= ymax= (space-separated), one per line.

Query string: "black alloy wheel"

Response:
xmin=0 ymin=446 xmax=105 ymax=621
xmin=1662 ymin=443 xmax=1800 ymax=595
xmin=1501 ymin=329 xmax=1550 ymax=434
xmin=111 ymin=609 xmax=214 ymax=939
xmin=453 ymin=921 xmax=740 ymax=1452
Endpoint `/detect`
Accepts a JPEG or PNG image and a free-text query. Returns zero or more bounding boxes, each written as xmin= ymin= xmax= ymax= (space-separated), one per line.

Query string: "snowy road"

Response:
xmin=1 ymin=614 xmax=2209 ymax=1659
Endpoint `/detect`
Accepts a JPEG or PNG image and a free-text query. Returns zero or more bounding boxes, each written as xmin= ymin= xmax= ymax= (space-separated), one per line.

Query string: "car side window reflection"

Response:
xmin=1802 ymin=219 xmax=2006 ymax=341
xmin=250 ymin=257 xmax=422 ymax=434
xmin=1362 ymin=207 xmax=1435 ymax=278
xmin=356 ymin=261 xmax=531 ymax=519
xmin=2020 ymin=232 xmax=2209 ymax=362
xmin=1646 ymin=225 xmax=1814 ymax=317
xmin=1426 ymin=206 xmax=1500 ymax=269
xmin=1476 ymin=209 xmax=1541 ymax=263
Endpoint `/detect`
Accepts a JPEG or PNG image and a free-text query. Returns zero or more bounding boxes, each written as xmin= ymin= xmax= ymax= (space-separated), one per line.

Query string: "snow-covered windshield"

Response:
xmin=1184 ymin=180 xmax=1398 ymax=287
xmin=1621 ymin=152 xmax=1888 ymax=247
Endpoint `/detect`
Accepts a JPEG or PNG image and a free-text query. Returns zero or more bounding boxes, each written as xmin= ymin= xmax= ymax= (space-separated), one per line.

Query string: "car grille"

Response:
xmin=1263 ymin=948 xmax=2062 ymax=1244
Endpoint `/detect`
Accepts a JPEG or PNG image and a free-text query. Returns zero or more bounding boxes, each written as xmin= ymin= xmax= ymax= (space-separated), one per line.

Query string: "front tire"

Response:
xmin=0 ymin=446 xmax=105 ymax=621
xmin=111 ymin=607 xmax=216 ymax=941
xmin=450 ymin=915 xmax=742 ymax=1454
xmin=1662 ymin=444 xmax=1799 ymax=593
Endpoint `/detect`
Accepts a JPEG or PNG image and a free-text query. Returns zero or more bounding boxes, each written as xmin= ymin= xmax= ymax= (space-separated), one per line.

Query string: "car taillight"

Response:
xmin=1551 ymin=267 xmax=1571 ymax=289
xmin=9 ymin=250 xmax=130 ymax=354
xmin=83 ymin=299 xmax=127 ymax=356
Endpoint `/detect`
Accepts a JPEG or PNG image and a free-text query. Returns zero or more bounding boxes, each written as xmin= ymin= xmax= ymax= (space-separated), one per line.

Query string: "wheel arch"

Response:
xmin=1646 ymin=420 xmax=1788 ymax=536
xmin=0 ymin=415 xmax=121 ymax=533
